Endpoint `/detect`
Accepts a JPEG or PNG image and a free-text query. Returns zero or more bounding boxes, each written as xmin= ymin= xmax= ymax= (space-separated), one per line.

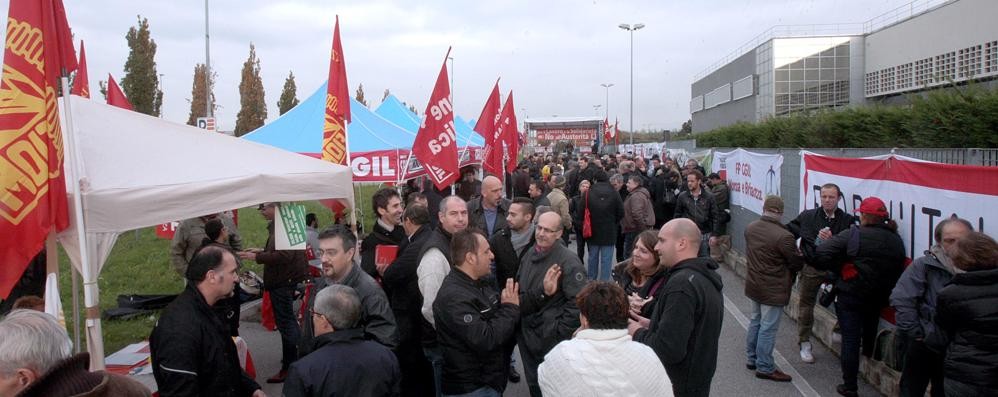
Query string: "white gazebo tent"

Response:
xmin=54 ymin=96 xmax=354 ymax=369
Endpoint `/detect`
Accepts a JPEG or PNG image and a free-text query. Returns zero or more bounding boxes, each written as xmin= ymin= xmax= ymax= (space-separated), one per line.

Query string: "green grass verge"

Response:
xmin=56 ymin=184 xmax=383 ymax=354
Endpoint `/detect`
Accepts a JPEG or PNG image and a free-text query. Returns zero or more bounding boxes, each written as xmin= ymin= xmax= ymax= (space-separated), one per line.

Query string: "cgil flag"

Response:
xmin=0 ymin=0 xmax=77 ymax=298
xmin=496 ymin=91 xmax=519 ymax=173
xmin=70 ymin=40 xmax=89 ymax=98
xmin=106 ymin=74 xmax=133 ymax=110
xmin=478 ymin=79 xmax=503 ymax=176
xmin=602 ymin=117 xmax=611 ymax=143
xmin=411 ymin=48 xmax=458 ymax=190
xmin=321 ymin=15 xmax=351 ymax=166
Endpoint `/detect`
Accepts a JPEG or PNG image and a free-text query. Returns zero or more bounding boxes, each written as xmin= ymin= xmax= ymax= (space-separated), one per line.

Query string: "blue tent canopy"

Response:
xmin=243 ymin=82 xmax=414 ymax=154
xmin=375 ymin=94 xmax=484 ymax=147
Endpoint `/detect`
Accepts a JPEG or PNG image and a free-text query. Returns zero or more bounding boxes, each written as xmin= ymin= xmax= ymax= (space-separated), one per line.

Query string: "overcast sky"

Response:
xmin=2 ymin=0 xmax=916 ymax=132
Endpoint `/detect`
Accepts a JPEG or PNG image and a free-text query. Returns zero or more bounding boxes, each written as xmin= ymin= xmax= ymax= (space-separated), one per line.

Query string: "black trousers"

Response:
xmin=899 ymin=335 xmax=945 ymax=397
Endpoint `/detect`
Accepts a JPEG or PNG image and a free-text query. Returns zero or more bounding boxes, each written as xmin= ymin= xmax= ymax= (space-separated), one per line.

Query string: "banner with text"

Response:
xmin=799 ymin=151 xmax=997 ymax=259
xmin=712 ymin=149 xmax=784 ymax=215
xmin=276 ymin=202 xmax=308 ymax=250
xmin=535 ymin=128 xmax=596 ymax=144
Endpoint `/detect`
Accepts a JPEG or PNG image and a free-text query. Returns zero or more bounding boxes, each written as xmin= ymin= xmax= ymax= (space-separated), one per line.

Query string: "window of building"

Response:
xmin=987 ymin=41 xmax=998 ymax=73
xmin=958 ymin=45 xmax=982 ymax=78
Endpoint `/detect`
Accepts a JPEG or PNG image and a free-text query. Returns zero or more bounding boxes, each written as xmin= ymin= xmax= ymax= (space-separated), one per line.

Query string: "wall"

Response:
xmin=691 ymin=49 xmax=758 ymax=133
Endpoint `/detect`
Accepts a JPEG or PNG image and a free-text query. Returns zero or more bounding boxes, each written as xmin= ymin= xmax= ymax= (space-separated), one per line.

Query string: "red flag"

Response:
xmin=322 ymin=16 xmax=351 ymax=165
xmin=0 ymin=0 xmax=77 ymax=298
xmin=106 ymin=74 xmax=133 ymax=110
xmin=602 ymin=117 xmax=611 ymax=142
xmin=478 ymin=80 xmax=503 ymax=176
xmin=412 ymin=48 xmax=458 ymax=190
xmin=496 ymin=91 xmax=520 ymax=173
xmin=614 ymin=118 xmax=619 ymax=146
xmin=70 ymin=41 xmax=89 ymax=98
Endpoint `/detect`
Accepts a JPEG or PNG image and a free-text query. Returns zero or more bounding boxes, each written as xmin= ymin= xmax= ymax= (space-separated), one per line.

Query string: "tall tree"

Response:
xmin=234 ymin=43 xmax=267 ymax=136
xmin=382 ymin=88 xmax=390 ymax=102
xmin=121 ymin=16 xmax=162 ymax=116
xmin=186 ymin=63 xmax=216 ymax=126
xmin=277 ymin=71 xmax=299 ymax=115
xmin=98 ymin=80 xmax=107 ymax=100
xmin=355 ymin=83 xmax=367 ymax=107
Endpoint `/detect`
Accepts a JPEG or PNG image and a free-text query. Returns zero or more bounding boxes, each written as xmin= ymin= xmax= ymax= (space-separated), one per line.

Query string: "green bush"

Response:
xmin=697 ymin=84 xmax=998 ymax=148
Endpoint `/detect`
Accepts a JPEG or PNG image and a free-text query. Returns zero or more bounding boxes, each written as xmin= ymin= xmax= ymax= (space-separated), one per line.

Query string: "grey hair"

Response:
xmin=609 ymin=174 xmax=624 ymax=185
xmin=439 ymin=195 xmax=466 ymax=213
xmin=314 ymin=284 xmax=362 ymax=330
xmin=0 ymin=310 xmax=72 ymax=375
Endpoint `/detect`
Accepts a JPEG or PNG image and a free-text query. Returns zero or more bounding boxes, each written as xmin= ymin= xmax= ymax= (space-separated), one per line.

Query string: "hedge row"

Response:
xmin=696 ymin=85 xmax=998 ymax=148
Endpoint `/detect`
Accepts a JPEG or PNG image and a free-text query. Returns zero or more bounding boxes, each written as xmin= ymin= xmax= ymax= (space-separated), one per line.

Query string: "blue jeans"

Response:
xmin=268 ymin=286 xmax=300 ymax=369
xmin=746 ymin=301 xmax=784 ymax=374
xmin=424 ymin=346 xmax=444 ymax=397
xmin=622 ymin=231 xmax=639 ymax=260
xmin=698 ymin=233 xmax=710 ymax=258
xmin=443 ymin=386 xmax=500 ymax=397
xmin=586 ymin=244 xmax=614 ymax=281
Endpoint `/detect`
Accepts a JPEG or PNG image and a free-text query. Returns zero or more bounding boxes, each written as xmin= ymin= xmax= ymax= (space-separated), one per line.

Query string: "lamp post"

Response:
xmin=593 ymin=104 xmax=602 ymax=115
xmin=618 ymin=23 xmax=644 ymax=148
xmin=600 ymin=83 xmax=614 ymax=119
xmin=205 ymin=0 xmax=212 ymax=119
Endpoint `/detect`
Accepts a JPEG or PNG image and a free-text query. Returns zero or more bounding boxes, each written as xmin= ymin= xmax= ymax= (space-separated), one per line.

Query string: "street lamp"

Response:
xmin=600 ymin=83 xmax=614 ymax=119
xmin=593 ymin=104 xmax=602 ymax=115
xmin=619 ymin=23 xmax=644 ymax=148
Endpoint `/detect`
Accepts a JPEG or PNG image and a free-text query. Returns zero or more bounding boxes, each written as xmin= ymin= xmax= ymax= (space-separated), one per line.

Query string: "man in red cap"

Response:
xmin=813 ymin=196 xmax=907 ymax=397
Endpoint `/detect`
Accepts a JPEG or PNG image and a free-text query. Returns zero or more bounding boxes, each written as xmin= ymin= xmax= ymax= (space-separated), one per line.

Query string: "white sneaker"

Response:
xmin=800 ymin=341 xmax=815 ymax=363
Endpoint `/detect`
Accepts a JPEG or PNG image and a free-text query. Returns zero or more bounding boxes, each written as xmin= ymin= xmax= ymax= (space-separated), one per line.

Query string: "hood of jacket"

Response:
xmin=668 ymin=257 xmax=723 ymax=292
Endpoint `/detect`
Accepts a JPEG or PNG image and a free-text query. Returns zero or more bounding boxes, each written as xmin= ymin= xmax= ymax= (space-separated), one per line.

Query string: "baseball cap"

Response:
xmin=856 ymin=197 xmax=888 ymax=217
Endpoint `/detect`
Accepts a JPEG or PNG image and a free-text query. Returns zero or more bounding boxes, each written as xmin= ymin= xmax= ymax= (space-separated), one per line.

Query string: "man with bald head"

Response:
xmin=628 ymin=219 xmax=724 ymax=397
xmin=467 ymin=175 xmax=510 ymax=237
xmin=516 ymin=211 xmax=589 ymax=396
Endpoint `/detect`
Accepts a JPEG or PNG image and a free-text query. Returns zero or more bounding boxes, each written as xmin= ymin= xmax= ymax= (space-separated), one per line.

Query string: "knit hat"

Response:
xmin=763 ymin=195 xmax=784 ymax=213
xmin=856 ymin=196 xmax=888 ymax=217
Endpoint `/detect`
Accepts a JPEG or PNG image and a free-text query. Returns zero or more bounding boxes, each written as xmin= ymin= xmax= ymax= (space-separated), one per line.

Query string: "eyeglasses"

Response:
xmin=309 ymin=309 xmax=325 ymax=320
xmin=536 ymin=225 xmax=560 ymax=234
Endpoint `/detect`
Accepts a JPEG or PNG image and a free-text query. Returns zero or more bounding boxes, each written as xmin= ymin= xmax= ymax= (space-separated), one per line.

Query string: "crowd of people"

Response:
xmin=1 ymin=150 xmax=995 ymax=397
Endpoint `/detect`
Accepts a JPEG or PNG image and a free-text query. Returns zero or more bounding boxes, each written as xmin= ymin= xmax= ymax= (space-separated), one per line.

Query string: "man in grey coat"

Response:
xmin=300 ymin=225 xmax=399 ymax=357
xmin=890 ymin=216 xmax=972 ymax=397
xmin=516 ymin=212 xmax=589 ymax=397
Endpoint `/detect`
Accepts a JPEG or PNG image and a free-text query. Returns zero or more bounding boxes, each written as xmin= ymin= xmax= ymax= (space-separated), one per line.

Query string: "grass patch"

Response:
xmin=56 ymin=184 xmax=384 ymax=354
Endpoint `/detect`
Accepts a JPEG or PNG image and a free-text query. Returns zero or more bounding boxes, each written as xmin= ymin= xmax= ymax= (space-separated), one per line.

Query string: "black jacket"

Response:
xmin=417 ymin=227 xmax=455 ymax=347
xmin=382 ymin=225 xmax=432 ymax=346
xmin=935 ymin=268 xmax=998 ymax=389
xmin=516 ymin=244 xmax=588 ymax=359
xmin=786 ymin=207 xmax=855 ymax=265
xmin=300 ymin=265 xmax=399 ymax=356
xmin=433 ymin=269 xmax=520 ymax=394
xmin=813 ymin=224 xmax=906 ymax=307
xmin=467 ymin=197 xmax=511 ymax=237
xmin=490 ymin=226 xmax=535 ymax=289
xmin=584 ymin=182 xmax=624 ymax=246
xmin=634 ymin=257 xmax=724 ymax=395
xmin=672 ymin=189 xmax=721 ymax=236
xmin=150 ymin=285 xmax=260 ymax=397
xmin=612 ymin=259 xmax=670 ymax=318
xmin=360 ymin=220 xmax=407 ymax=279
xmin=256 ymin=222 xmax=308 ymax=290
xmin=284 ymin=328 xmax=400 ymax=397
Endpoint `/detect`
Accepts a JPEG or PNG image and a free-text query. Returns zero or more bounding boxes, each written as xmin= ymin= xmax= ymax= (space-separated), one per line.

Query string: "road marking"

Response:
xmin=722 ymin=294 xmax=821 ymax=397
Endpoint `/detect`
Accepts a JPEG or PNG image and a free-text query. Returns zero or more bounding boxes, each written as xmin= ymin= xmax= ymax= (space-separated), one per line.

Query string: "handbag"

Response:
xmin=582 ymin=191 xmax=593 ymax=239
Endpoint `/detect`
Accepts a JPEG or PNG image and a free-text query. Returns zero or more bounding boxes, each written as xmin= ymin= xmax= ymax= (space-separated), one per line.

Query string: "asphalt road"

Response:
xmin=241 ymin=250 xmax=882 ymax=397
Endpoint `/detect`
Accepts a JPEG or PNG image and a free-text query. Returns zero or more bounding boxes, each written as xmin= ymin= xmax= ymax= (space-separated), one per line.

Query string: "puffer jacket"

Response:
xmin=889 ymin=245 xmax=954 ymax=340
xmin=935 ymin=267 xmax=998 ymax=389
xmin=813 ymin=224 xmax=906 ymax=307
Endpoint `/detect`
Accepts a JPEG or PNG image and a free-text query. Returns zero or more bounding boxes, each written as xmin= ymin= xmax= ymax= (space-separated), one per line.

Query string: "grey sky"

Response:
xmin=1 ymin=0 xmax=914 ymax=132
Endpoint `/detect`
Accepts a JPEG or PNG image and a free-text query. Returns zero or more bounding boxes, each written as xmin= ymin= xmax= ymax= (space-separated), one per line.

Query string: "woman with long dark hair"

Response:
xmin=814 ymin=197 xmax=906 ymax=397
xmin=612 ymin=230 xmax=669 ymax=318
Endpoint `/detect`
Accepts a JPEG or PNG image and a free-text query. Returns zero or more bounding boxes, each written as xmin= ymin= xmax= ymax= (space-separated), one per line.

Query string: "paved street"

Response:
xmin=241 ymin=248 xmax=882 ymax=397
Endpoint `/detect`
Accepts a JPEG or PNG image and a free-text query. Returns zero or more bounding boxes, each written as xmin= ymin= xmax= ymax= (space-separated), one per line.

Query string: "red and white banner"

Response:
xmin=412 ymin=48 xmax=459 ymax=190
xmin=799 ymin=151 xmax=998 ymax=259
xmin=712 ymin=149 xmax=784 ymax=215
xmin=535 ymin=128 xmax=596 ymax=142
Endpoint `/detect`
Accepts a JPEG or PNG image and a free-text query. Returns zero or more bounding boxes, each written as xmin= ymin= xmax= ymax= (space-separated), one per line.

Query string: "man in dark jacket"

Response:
xmin=890 ymin=217 xmax=971 ymax=397
xmin=490 ymin=198 xmax=536 ymax=289
xmin=512 ymin=163 xmax=531 ymax=198
xmin=284 ymin=285 xmax=400 ymax=397
xmin=585 ymin=171 xmax=623 ymax=280
xmin=629 ymin=219 xmax=723 ymax=397
xmin=743 ymin=196 xmax=803 ymax=382
xmin=517 ymin=212 xmax=589 ymax=397
xmin=300 ymin=226 xmax=399 ymax=356
xmin=152 ymin=246 xmax=263 ymax=396
xmin=434 ymin=230 xmax=521 ymax=396
xmin=786 ymin=183 xmax=855 ymax=363
xmin=934 ymin=231 xmax=998 ymax=396
xmin=813 ymin=197 xmax=906 ymax=397
xmin=672 ymin=171 xmax=721 ymax=258
xmin=238 ymin=202 xmax=308 ymax=383
xmin=381 ymin=204 xmax=435 ymax=397
xmin=707 ymin=173 xmax=731 ymax=262
xmin=622 ymin=175 xmax=655 ymax=258
xmin=360 ymin=188 xmax=406 ymax=280
xmin=467 ymin=175 xmax=510 ymax=237
xmin=528 ymin=180 xmax=550 ymax=209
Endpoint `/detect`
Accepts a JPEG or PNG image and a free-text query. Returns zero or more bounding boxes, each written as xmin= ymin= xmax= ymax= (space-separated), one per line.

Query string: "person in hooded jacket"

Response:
xmin=890 ymin=216 xmax=972 ymax=397
xmin=628 ymin=219 xmax=723 ymax=397
xmin=813 ymin=197 xmax=906 ymax=397
xmin=585 ymin=171 xmax=624 ymax=281
xmin=934 ymin=231 xmax=998 ymax=397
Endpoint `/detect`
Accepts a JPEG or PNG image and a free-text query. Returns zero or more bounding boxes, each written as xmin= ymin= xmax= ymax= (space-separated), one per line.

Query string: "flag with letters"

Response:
xmin=496 ymin=91 xmax=519 ymax=173
xmin=0 ymin=0 xmax=76 ymax=298
xmin=411 ymin=48 xmax=458 ymax=190
xmin=478 ymin=80 xmax=503 ymax=176
xmin=321 ymin=16 xmax=351 ymax=165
